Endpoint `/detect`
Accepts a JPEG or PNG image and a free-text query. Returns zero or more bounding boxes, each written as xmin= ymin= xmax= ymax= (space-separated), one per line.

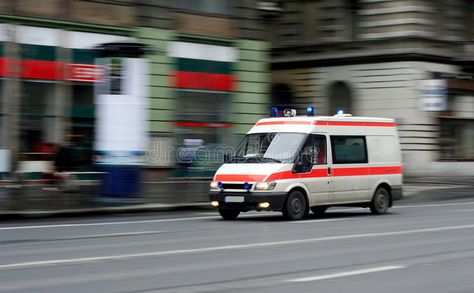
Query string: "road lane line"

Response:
xmin=291 ymin=218 xmax=361 ymax=224
xmin=287 ymin=265 xmax=406 ymax=282
xmin=3 ymin=201 xmax=474 ymax=232
xmin=52 ymin=231 xmax=164 ymax=240
xmin=0 ymin=213 xmax=278 ymax=231
xmin=0 ymin=216 xmax=219 ymax=231
xmin=1 ymin=223 xmax=474 ymax=270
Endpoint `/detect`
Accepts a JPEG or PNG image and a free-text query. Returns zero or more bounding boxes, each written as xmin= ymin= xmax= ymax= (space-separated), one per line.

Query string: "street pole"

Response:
xmin=3 ymin=21 xmax=21 ymax=176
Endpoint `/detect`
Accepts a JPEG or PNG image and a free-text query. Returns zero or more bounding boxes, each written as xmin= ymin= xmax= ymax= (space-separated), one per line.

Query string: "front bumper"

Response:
xmin=209 ymin=191 xmax=287 ymax=211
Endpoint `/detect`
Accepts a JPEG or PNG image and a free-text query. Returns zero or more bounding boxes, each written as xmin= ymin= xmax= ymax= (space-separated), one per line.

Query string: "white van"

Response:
xmin=209 ymin=110 xmax=403 ymax=220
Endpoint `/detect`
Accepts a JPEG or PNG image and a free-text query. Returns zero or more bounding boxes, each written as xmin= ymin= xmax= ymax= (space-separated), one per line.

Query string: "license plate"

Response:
xmin=225 ymin=196 xmax=244 ymax=203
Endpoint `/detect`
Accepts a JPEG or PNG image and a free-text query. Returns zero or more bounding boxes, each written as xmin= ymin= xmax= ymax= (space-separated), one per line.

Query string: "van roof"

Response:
xmin=249 ymin=115 xmax=396 ymax=134
xmin=258 ymin=115 xmax=393 ymax=123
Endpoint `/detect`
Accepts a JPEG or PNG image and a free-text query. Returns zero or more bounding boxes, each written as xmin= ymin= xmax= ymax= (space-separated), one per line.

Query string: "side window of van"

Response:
xmin=330 ymin=136 xmax=368 ymax=164
xmin=301 ymin=135 xmax=327 ymax=165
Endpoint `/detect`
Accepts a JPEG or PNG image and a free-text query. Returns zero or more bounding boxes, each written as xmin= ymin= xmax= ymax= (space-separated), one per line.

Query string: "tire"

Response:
xmin=370 ymin=187 xmax=390 ymax=215
xmin=218 ymin=208 xmax=240 ymax=220
xmin=283 ymin=190 xmax=307 ymax=220
xmin=310 ymin=206 xmax=328 ymax=216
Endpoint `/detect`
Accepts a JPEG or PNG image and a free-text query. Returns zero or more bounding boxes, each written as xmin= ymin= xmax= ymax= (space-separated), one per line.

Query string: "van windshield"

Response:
xmin=231 ymin=132 xmax=306 ymax=163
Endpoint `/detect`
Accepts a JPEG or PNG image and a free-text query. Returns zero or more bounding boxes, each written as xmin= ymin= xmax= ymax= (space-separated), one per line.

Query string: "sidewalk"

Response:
xmin=1 ymin=176 xmax=472 ymax=219
xmin=0 ymin=178 xmax=212 ymax=219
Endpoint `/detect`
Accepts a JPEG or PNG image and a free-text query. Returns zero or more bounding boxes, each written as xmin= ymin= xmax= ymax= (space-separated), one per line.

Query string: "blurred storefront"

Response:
xmin=0 ymin=0 xmax=134 ymax=177
xmin=0 ymin=1 xmax=271 ymax=178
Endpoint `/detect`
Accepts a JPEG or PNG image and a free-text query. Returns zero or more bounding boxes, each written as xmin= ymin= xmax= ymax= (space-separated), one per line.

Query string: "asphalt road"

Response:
xmin=0 ymin=185 xmax=473 ymax=293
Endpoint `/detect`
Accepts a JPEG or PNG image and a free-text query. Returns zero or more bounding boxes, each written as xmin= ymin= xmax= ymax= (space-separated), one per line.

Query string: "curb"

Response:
xmin=403 ymin=178 xmax=474 ymax=186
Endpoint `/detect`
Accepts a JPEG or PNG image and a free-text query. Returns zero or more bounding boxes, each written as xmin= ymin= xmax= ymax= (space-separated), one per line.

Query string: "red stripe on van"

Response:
xmin=215 ymin=166 xmax=402 ymax=182
xmin=255 ymin=120 xmax=312 ymax=126
xmin=332 ymin=166 xmax=402 ymax=176
xmin=266 ymin=169 xmax=328 ymax=181
xmin=369 ymin=166 xmax=403 ymax=175
xmin=313 ymin=121 xmax=396 ymax=127
xmin=332 ymin=167 xmax=370 ymax=176
xmin=214 ymin=174 xmax=267 ymax=182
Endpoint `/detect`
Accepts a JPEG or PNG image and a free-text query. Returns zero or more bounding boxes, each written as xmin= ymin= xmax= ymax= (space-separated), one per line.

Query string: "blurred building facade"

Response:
xmin=135 ymin=0 xmax=270 ymax=176
xmin=0 ymin=0 xmax=134 ymax=177
xmin=268 ymin=0 xmax=474 ymax=176
xmin=0 ymin=0 xmax=270 ymax=178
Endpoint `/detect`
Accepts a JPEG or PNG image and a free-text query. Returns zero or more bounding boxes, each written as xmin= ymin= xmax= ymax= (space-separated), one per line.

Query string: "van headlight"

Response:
xmin=255 ymin=182 xmax=276 ymax=190
xmin=210 ymin=181 xmax=220 ymax=189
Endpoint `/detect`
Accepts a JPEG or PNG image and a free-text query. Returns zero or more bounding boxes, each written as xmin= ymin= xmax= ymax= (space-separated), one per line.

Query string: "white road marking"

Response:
xmin=2 ymin=200 xmax=474 ymax=232
xmin=1 ymin=223 xmax=474 ymax=270
xmin=291 ymin=218 xmax=361 ymax=224
xmin=0 ymin=216 xmax=219 ymax=231
xmin=55 ymin=231 xmax=164 ymax=240
xmin=287 ymin=265 xmax=406 ymax=282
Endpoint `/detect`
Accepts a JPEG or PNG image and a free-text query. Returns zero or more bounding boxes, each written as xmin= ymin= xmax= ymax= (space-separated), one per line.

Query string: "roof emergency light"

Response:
xmin=283 ymin=109 xmax=297 ymax=117
xmin=270 ymin=105 xmax=297 ymax=117
xmin=306 ymin=106 xmax=315 ymax=116
xmin=270 ymin=106 xmax=279 ymax=117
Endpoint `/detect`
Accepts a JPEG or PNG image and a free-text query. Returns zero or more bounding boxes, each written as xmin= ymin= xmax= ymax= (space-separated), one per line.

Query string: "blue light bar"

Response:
xmin=270 ymin=106 xmax=279 ymax=117
xmin=337 ymin=109 xmax=344 ymax=115
xmin=306 ymin=106 xmax=315 ymax=116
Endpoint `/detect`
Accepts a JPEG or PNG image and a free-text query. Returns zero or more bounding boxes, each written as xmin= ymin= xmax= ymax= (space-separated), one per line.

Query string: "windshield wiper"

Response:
xmin=260 ymin=157 xmax=282 ymax=163
xmin=242 ymin=156 xmax=282 ymax=163
xmin=231 ymin=155 xmax=281 ymax=163
xmin=229 ymin=155 xmax=244 ymax=163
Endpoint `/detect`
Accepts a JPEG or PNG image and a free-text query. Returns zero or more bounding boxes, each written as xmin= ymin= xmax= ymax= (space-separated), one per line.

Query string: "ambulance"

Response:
xmin=209 ymin=107 xmax=403 ymax=220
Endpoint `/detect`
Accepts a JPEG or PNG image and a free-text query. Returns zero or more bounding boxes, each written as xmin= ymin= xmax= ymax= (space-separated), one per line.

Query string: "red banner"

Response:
xmin=0 ymin=57 xmax=103 ymax=82
xmin=172 ymin=71 xmax=235 ymax=91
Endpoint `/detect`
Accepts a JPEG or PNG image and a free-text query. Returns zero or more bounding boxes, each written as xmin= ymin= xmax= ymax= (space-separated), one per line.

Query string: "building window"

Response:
xmin=328 ymin=81 xmax=352 ymax=115
xmin=175 ymin=90 xmax=229 ymax=144
xmin=176 ymin=0 xmax=231 ymax=15
xmin=330 ymin=136 xmax=368 ymax=164
xmin=71 ymin=84 xmax=95 ymax=168
xmin=345 ymin=0 xmax=360 ymax=40
xmin=440 ymin=118 xmax=474 ymax=161
xmin=271 ymin=83 xmax=294 ymax=107
xmin=20 ymin=81 xmax=55 ymax=154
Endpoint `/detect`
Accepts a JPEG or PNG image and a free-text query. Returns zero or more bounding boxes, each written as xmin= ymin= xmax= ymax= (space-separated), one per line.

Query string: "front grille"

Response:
xmin=222 ymin=183 xmax=253 ymax=190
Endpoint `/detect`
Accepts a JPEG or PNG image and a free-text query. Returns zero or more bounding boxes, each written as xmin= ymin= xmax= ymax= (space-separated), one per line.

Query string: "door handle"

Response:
xmin=327 ymin=167 xmax=331 ymax=175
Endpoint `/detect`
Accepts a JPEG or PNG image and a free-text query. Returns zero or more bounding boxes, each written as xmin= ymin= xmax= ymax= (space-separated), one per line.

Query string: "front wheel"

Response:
xmin=370 ymin=187 xmax=390 ymax=215
xmin=283 ymin=190 xmax=307 ymax=220
xmin=218 ymin=208 xmax=240 ymax=220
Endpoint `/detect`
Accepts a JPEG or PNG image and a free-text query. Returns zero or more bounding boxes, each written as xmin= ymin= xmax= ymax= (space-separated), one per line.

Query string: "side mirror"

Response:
xmin=224 ymin=153 xmax=232 ymax=163
xmin=293 ymin=156 xmax=312 ymax=173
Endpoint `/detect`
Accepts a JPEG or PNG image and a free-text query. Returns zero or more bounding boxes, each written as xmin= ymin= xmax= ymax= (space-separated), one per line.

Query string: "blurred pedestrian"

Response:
xmin=51 ymin=142 xmax=76 ymax=191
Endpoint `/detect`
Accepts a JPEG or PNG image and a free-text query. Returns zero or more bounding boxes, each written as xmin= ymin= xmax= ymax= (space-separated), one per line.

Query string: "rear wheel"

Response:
xmin=310 ymin=206 xmax=328 ymax=216
xmin=283 ymin=190 xmax=307 ymax=220
xmin=370 ymin=187 xmax=390 ymax=215
xmin=218 ymin=208 xmax=240 ymax=220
